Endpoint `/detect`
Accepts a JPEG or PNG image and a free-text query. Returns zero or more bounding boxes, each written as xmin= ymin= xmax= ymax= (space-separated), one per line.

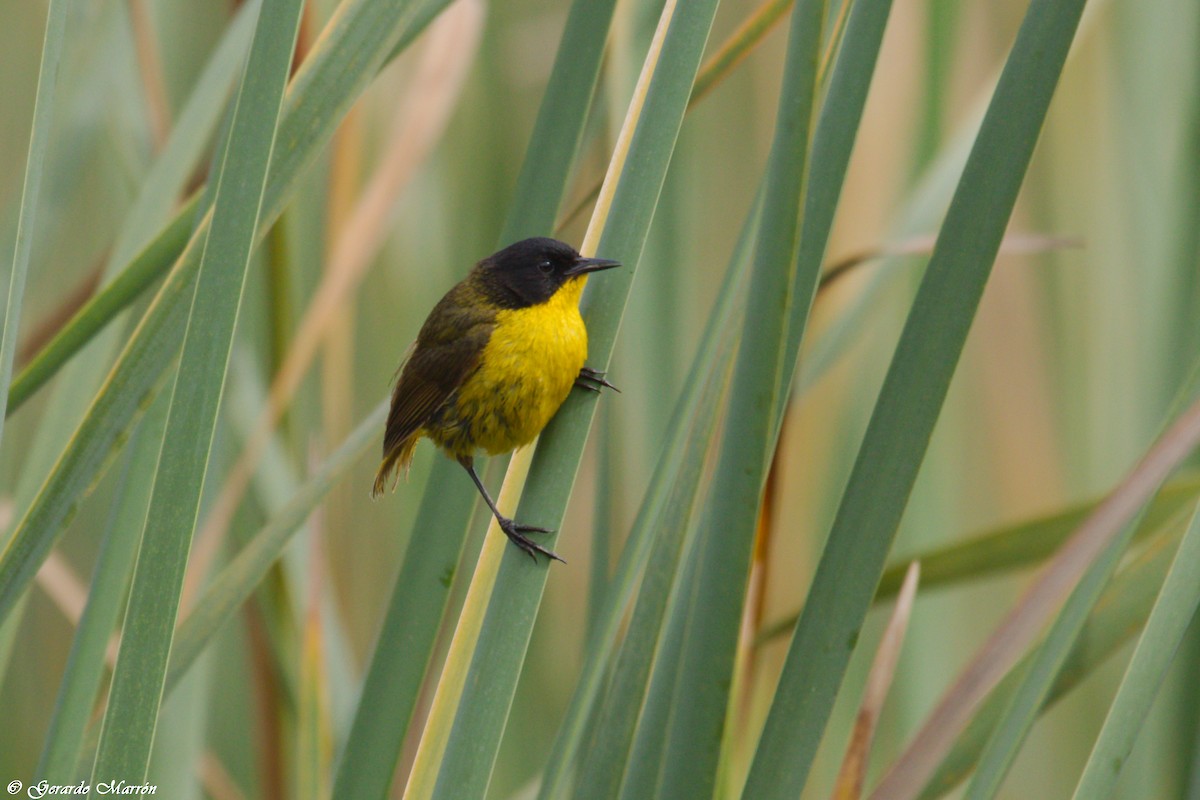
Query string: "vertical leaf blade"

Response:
xmin=36 ymin=393 xmax=170 ymax=783
xmin=0 ymin=0 xmax=452 ymax=630
xmin=543 ymin=189 xmax=761 ymax=800
xmin=648 ymin=1 xmax=827 ymax=795
xmin=425 ymin=1 xmax=724 ymax=796
xmin=330 ymin=1 xmax=619 ymax=796
xmin=90 ymin=0 xmax=303 ymax=781
xmin=1072 ymin=502 xmax=1200 ymax=798
xmin=0 ymin=0 xmax=71 ymax=438
xmin=743 ymin=0 xmax=1091 ymax=795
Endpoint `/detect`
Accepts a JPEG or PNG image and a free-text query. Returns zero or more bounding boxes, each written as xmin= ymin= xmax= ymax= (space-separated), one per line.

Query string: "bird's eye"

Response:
xmin=538 ymin=260 xmax=554 ymax=275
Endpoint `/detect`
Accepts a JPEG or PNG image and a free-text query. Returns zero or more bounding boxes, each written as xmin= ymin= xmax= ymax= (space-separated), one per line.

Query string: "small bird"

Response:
xmin=373 ymin=237 xmax=621 ymax=562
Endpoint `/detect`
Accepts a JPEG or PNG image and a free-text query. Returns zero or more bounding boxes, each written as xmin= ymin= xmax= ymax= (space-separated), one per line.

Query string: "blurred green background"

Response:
xmin=1 ymin=0 xmax=1198 ymax=797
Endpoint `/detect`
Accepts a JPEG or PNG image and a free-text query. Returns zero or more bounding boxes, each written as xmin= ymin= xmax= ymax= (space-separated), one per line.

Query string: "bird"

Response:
xmin=372 ymin=237 xmax=621 ymax=563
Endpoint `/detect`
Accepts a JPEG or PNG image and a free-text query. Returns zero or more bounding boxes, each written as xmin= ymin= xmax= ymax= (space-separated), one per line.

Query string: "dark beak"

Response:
xmin=564 ymin=256 xmax=621 ymax=277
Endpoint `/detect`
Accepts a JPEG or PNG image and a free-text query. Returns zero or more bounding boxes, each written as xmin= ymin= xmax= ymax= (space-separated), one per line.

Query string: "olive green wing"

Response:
xmin=379 ymin=285 xmax=496 ymax=469
xmin=381 ymin=335 xmax=484 ymax=455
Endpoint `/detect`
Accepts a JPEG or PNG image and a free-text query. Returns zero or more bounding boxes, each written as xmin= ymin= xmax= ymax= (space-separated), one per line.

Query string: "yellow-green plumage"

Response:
xmin=429 ymin=277 xmax=587 ymax=458
xmin=372 ymin=238 xmax=619 ymax=556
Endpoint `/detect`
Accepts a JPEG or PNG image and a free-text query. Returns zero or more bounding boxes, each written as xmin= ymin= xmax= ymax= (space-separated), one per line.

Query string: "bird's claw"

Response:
xmin=575 ymin=366 xmax=619 ymax=394
xmin=499 ymin=517 xmax=564 ymax=564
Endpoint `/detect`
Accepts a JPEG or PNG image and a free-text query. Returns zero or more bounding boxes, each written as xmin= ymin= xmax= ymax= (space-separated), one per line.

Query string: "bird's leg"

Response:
xmin=457 ymin=456 xmax=564 ymax=564
xmin=575 ymin=366 xmax=619 ymax=394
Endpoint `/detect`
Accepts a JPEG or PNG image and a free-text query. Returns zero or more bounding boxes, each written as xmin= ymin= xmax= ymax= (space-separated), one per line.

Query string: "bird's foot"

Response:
xmin=575 ymin=366 xmax=619 ymax=394
xmin=498 ymin=517 xmax=565 ymax=564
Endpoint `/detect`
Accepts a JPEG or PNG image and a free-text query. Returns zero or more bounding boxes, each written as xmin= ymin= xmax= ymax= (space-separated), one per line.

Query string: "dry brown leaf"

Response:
xmin=36 ymin=549 xmax=88 ymax=625
xmin=197 ymin=751 xmax=251 ymax=800
xmin=833 ymin=561 xmax=920 ymax=800
xmin=870 ymin=394 xmax=1200 ymax=800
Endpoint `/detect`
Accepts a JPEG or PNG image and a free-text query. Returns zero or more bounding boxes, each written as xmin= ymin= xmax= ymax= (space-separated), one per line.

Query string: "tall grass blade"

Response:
xmin=584 ymin=405 xmax=722 ymax=800
xmin=919 ymin=513 xmax=1189 ymax=798
xmin=833 ymin=562 xmax=920 ymax=800
xmin=955 ymin=379 xmax=1200 ymax=800
xmin=618 ymin=533 xmax=703 ymax=799
xmin=562 ymin=205 xmax=755 ymax=800
xmin=501 ymin=0 xmax=620 ymax=244
xmin=757 ymin=474 xmax=1200 ymax=646
xmin=423 ymin=1 xmax=722 ymax=796
xmin=0 ymin=11 xmax=245 ymax=696
xmin=0 ymin=0 xmax=456 ymax=627
xmin=111 ymin=2 xmax=258 ymax=271
xmin=648 ymin=0 xmax=899 ymax=789
xmin=7 ymin=197 xmax=198 ymax=415
xmin=0 ymin=223 xmax=208 ymax=626
xmin=7 ymin=0 xmax=451 ymax=412
xmin=167 ymin=401 xmax=387 ymax=693
xmin=0 ymin=0 xmax=71 ymax=437
xmin=540 ymin=189 xmax=761 ymax=800
xmin=5 ymin=11 xmax=252 ymax=626
xmin=12 ymin=0 xmax=257 ymax=418
xmin=330 ymin=1 xmax=618 ymax=795
xmin=743 ymin=0 xmax=1090 ymax=793
xmin=15 ymin=0 xmax=256 ymax=418
xmin=959 ymin=514 xmax=1146 ymax=800
xmin=191 ymin=0 xmax=483 ymax=602
xmin=90 ymin=0 xmax=302 ymax=781
xmin=1072 ymin=502 xmax=1200 ymax=798
xmin=648 ymin=1 xmax=827 ymax=794
xmin=327 ymin=430 xmax=471 ymax=799
xmin=690 ymin=0 xmax=793 ymax=105
xmin=880 ymin=376 xmax=1200 ymax=800
xmin=797 ymin=98 xmax=978 ymax=396
xmin=782 ymin=0 xmax=893 ymax=367
xmin=554 ymin=0 xmax=796 ymax=234
xmin=35 ymin=393 xmax=169 ymax=783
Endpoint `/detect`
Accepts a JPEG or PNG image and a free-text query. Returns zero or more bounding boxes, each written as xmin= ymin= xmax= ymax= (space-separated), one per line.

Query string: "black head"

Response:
xmin=473 ymin=237 xmax=620 ymax=308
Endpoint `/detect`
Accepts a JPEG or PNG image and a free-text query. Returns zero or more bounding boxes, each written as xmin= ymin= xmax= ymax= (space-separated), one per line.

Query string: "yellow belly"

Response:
xmin=426 ymin=278 xmax=588 ymax=457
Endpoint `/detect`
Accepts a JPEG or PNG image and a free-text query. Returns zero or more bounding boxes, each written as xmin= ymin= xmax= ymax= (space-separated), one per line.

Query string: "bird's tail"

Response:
xmin=371 ymin=434 xmax=419 ymax=498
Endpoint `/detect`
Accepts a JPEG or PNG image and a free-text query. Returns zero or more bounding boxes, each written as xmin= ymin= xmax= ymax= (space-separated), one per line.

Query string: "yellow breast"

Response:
xmin=441 ymin=277 xmax=588 ymax=456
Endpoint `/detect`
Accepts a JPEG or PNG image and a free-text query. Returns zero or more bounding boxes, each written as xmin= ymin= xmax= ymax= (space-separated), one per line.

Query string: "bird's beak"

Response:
xmin=564 ymin=256 xmax=621 ymax=277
